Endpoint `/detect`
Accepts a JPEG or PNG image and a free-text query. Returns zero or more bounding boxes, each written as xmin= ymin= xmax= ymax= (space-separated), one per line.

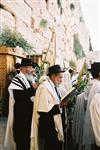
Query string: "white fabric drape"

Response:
xmin=83 ymin=79 xmax=100 ymax=146
xmin=90 ymin=93 xmax=100 ymax=147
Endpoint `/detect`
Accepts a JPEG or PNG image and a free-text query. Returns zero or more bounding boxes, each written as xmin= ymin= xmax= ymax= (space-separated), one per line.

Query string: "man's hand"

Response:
xmin=32 ymin=83 xmax=39 ymax=89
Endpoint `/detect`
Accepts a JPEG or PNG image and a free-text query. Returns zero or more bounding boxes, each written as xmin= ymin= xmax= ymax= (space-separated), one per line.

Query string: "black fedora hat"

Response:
xmin=32 ymin=63 xmax=39 ymax=68
xmin=88 ymin=62 xmax=100 ymax=72
xmin=47 ymin=65 xmax=65 ymax=76
xmin=21 ymin=58 xmax=33 ymax=67
xmin=14 ymin=63 xmax=21 ymax=69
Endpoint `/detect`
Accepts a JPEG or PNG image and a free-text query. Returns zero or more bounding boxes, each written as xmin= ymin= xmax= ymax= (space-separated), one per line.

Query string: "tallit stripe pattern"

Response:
xmin=11 ymin=81 xmax=23 ymax=89
xmin=12 ymin=77 xmax=24 ymax=89
xmin=13 ymin=78 xmax=23 ymax=87
xmin=14 ymin=76 xmax=26 ymax=90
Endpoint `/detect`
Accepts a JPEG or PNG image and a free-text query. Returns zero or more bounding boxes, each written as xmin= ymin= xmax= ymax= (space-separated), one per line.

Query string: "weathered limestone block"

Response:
xmin=0 ymin=9 xmax=15 ymax=28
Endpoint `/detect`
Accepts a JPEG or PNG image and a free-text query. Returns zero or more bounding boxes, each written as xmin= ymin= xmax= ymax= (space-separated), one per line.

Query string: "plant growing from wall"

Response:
xmin=69 ymin=60 xmax=76 ymax=70
xmin=39 ymin=19 xmax=47 ymax=28
xmin=57 ymin=0 xmax=61 ymax=8
xmin=80 ymin=16 xmax=84 ymax=23
xmin=73 ymin=34 xmax=85 ymax=59
xmin=57 ymin=0 xmax=62 ymax=15
xmin=0 ymin=28 xmax=33 ymax=51
xmin=70 ymin=3 xmax=75 ymax=11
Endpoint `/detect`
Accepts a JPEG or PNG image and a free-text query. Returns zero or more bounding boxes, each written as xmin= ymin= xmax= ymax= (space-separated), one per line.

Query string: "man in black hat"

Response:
xmin=5 ymin=58 xmax=36 ymax=150
xmin=31 ymin=65 xmax=67 ymax=150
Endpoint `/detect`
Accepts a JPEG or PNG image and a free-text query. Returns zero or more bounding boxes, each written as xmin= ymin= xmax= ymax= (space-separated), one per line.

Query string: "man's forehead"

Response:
xmin=25 ymin=66 xmax=32 ymax=68
xmin=56 ymin=73 xmax=63 ymax=77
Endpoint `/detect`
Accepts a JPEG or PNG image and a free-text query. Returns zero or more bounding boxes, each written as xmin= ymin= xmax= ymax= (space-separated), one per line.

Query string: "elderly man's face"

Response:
xmin=52 ymin=73 xmax=63 ymax=86
xmin=25 ymin=66 xmax=33 ymax=74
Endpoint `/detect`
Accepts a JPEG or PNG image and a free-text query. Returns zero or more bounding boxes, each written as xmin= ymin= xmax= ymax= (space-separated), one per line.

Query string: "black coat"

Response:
xmin=38 ymin=105 xmax=62 ymax=150
xmin=12 ymin=77 xmax=36 ymax=150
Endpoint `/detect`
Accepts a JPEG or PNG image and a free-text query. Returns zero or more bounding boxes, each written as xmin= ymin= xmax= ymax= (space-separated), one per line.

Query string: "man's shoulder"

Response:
xmin=12 ymin=74 xmax=21 ymax=81
xmin=12 ymin=74 xmax=25 ymax=87
xmin=37 ymin=81 xmax=48 ymax=92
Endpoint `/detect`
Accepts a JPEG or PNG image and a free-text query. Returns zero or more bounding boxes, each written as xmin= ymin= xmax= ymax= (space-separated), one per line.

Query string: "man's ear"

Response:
xmin=50 ymin=74 xmax=55 ymax=81
xmin=52 ymin=74 xmax=55 ymax=77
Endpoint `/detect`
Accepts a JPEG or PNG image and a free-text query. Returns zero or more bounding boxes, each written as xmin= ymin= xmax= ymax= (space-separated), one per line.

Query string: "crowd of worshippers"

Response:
xmin=4 ymin=58 xmax=100 ymax=150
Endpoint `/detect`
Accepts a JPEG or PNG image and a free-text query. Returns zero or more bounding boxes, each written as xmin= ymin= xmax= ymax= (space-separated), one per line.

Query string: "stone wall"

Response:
xmin=1 ymin=0 xmax=89 ymax=70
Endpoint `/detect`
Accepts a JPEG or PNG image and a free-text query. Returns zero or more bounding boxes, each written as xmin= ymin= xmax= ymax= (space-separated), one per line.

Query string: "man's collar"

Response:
xmin=19 ymin=71 xmax=27 ymax=79
xmin=48 ymin=78 xmax=55 ymax=88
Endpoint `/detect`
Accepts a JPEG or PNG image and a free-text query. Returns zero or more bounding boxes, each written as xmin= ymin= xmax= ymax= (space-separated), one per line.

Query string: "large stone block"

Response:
xmin=0 ymin=9 xmax=15 ymax=29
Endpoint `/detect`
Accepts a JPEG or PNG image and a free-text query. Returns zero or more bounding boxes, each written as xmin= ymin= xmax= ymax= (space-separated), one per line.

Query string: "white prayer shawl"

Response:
xmin=4 ymin=72 xmax=31 ymax=150
xmin=4 ymin=89 xmax=16 ymax=150
xmin=72 ymin=79 xmax=94 ymax=150
xmin=90 ymin=93 xmax=100 ymax=147
xmin=30 ymin=78 xmax=64 ymax=150
xmin=72 ymin=93 xmax=85 ymax=150
xmin=83 ymin=79 xmax=100 ymax=145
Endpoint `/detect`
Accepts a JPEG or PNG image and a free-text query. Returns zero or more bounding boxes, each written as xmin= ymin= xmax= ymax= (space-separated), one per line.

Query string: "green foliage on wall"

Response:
xmin=74 ymin=34 xmax=85 ymax=59
xmin=57 ymin=0 xmax=63 ymax=14
xmin=0 ymin=28 xmax=33 ymax=51
xmin=57 ymin=0 xmax=61 ymax=8
xmin=80 ymin=17 xmax=84 ymax=23
xmin=69 ymin=60 xmax=76 ymax=70
xmin=39 ymin=19 xmax=47 ymax=28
